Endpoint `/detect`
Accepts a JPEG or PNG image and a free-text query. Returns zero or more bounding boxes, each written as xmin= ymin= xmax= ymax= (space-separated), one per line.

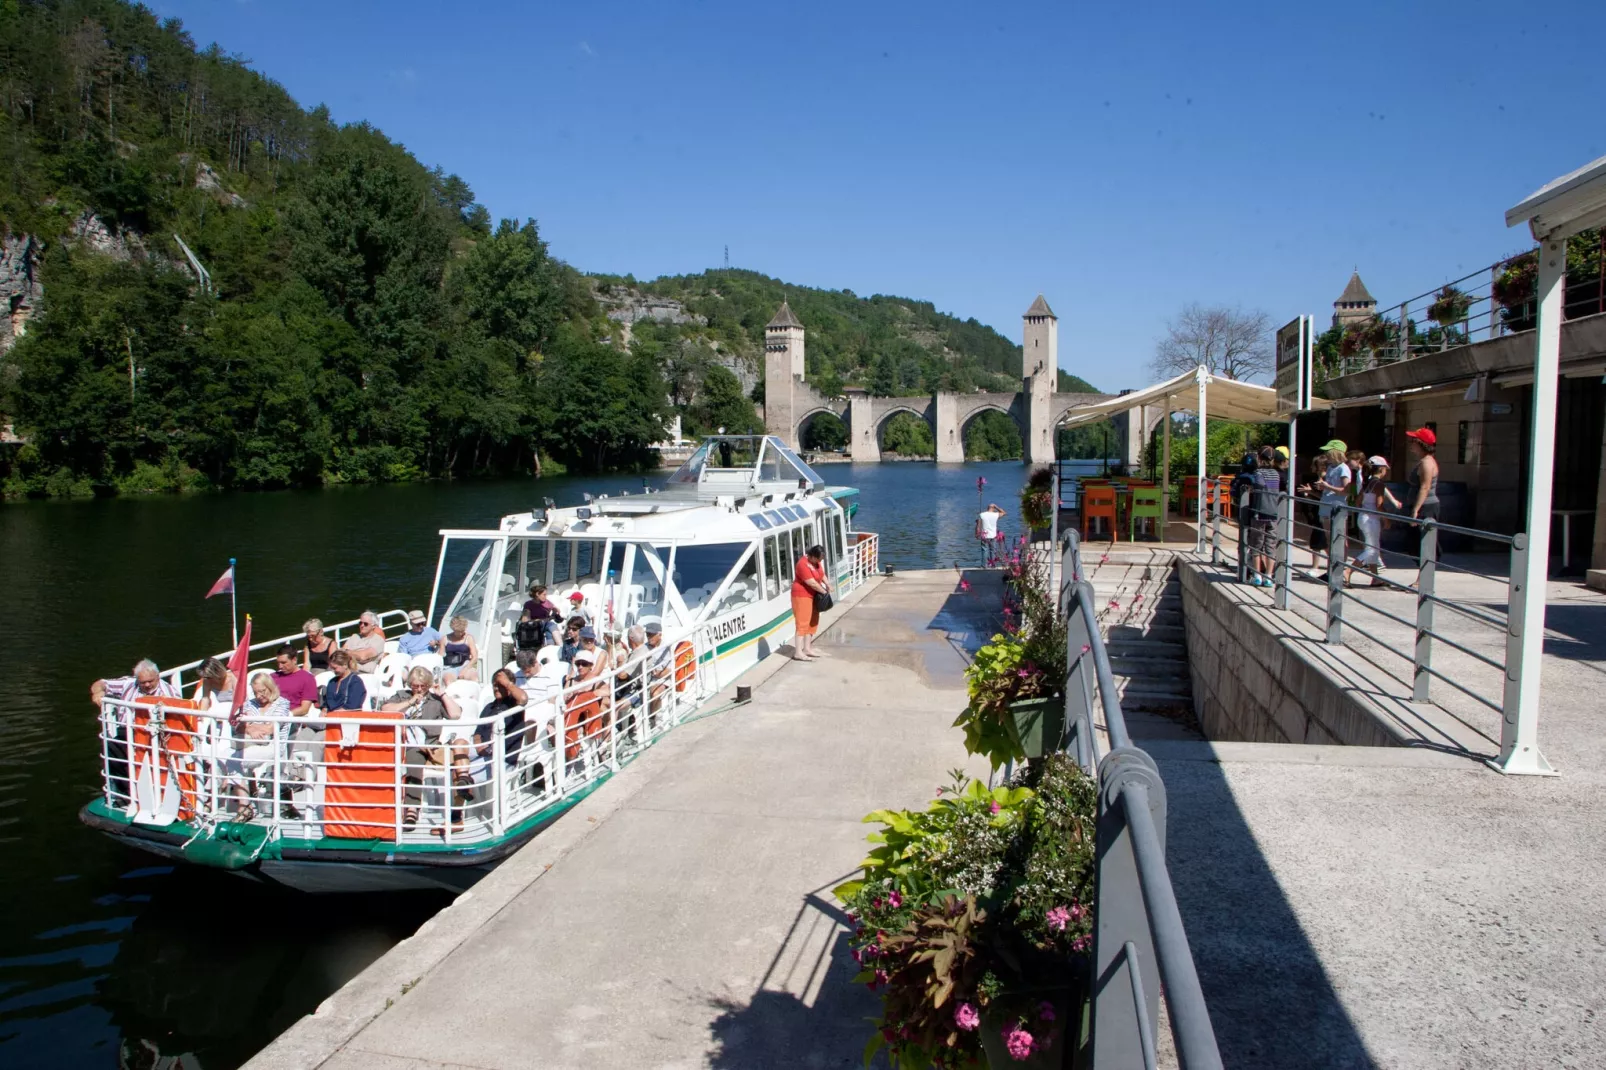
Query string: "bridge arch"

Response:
xmin=872 ymin=403 xmax=937 ymax=459
xmin=956 ymin=402 xmax=1024 ymax=461
xmin=797 ymin=407 xmax=850 ymax=452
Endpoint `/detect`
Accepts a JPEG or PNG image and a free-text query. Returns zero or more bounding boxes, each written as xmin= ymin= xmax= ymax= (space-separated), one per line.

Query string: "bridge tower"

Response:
xmin=763 ymin=301 xmax=806 ymax=449
xmin=1022 ymin=294 xmax=1058 ymax=464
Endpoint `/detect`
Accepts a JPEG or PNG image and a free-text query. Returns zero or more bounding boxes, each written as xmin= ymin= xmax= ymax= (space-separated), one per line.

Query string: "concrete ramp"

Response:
xmin=247 ymin=571 xmax=994 ymax=1070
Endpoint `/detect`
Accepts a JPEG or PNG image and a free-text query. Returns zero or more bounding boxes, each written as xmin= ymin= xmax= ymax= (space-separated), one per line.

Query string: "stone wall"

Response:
xmin=1178 ymin=561 xmax=1405 ymax=747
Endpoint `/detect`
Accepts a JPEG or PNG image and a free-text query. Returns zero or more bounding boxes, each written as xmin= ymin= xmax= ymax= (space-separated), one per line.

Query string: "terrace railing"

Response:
xmin=1202 ymin=479 xmax=1544 ymax=772
xmin=1059 ymin=529 xmax=1223 ymax=1070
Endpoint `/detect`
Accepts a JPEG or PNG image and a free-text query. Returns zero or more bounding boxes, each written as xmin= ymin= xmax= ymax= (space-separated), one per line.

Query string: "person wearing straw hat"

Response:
xmin=1355 ymin=457 xmax=1403 ymax=586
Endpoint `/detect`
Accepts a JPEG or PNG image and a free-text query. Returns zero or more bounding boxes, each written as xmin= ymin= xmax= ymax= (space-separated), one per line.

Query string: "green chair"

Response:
xmin=1129 ymin=486 xmax=1164 ymax=541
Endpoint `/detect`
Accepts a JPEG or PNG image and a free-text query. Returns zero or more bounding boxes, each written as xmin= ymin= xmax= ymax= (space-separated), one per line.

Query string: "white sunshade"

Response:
xmin=1058 ymin=367 xmax=1332 ymax=427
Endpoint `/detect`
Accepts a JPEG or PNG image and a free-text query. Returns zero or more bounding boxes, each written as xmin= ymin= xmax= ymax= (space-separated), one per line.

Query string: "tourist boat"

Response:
xmin=80 ymin=436 xmax=880 ymax=893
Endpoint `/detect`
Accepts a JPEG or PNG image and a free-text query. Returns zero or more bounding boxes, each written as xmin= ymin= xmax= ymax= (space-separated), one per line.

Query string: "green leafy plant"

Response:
xmin=836 ymin=758 xmax=1098 ymax=1069
xmin=1019 ymin=466 xmax=1054 ymax=530
xmin=956 ymin=633 xmax=1052 ymax=766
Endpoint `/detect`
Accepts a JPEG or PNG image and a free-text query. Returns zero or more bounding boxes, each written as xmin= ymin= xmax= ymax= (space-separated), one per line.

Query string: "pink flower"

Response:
xmin=954 ymin=1002 xmax=981 ymax=1032
xmin=1003 ymin=1024 xmax=1036 ymax=1060
xmin=959 ymin=579 xmax=971 ymax=592
xmin=1072 ymin=934 xmax=1091 ymax=952
xmin=888 ymin=890 xmax=903 ymax=909
xmin=874 ymin=968 xmax=889 ymax=985
xmin=872 ymin=897 xmax=883 ymax=909
xmin=1045 ymin=906 xmax=1071 ymax=931
xmin=1069 ymin=902 xmax=1084 ymax=921
xmin=1038 ymin=1001 xmax=1056 ymax=1022
xmin=989 ymin=800 xmax=1001 ymax=814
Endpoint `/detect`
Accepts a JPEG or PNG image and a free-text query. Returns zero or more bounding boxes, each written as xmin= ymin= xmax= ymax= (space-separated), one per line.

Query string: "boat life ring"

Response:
xmin=673 ymin=641 xmax=696 ymax=693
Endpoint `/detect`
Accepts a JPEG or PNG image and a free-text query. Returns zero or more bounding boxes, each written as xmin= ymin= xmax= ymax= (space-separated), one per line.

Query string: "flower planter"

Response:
xmin=979 ymin=984 xmax=1084 ymax=1068
xmin=1005 ymin=696 xmax=1065 ymax=759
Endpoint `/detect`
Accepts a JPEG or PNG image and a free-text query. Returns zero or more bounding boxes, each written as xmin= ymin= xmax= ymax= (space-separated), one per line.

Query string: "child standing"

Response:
xmin=1354 ymin=456 xmax=1402 ymax=586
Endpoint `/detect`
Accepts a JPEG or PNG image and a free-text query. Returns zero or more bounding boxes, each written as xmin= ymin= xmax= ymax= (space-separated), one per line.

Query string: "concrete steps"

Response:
xmin=1080 ymin=550 xmax=1201 ymax=740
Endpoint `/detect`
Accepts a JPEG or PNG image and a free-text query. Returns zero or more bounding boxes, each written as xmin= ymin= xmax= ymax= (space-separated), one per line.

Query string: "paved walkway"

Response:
xmin=1158 ymin=560 xmax=1606 ymax=1069
xmin=248 ymin=570 xmax=994 ymax=1070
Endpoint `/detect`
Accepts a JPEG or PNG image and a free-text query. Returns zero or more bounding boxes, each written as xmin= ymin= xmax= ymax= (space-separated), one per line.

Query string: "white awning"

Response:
xmin=1058 ymin=367 xmax=1332 ymax=426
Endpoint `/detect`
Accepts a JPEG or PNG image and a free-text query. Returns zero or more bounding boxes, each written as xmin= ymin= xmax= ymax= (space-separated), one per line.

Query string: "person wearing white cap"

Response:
xmin=1354 ymin=457 xmax=1403 ymax=586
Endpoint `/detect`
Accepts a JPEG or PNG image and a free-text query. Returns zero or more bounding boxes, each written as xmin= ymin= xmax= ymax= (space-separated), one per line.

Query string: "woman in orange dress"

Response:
xmin=790 ymin=544 xmax=831 ymax=661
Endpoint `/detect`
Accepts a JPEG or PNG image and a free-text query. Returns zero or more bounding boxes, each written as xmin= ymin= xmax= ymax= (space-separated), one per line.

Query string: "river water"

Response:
xmin=0 ymin=459 xmax=1073 ymax=1068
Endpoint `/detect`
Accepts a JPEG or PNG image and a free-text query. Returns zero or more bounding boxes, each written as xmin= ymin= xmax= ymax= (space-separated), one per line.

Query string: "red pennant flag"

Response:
xmin=206 ymin=564 xmax=234 ymax=600
xmin=226 ymin=616 xmax=253 ymax=725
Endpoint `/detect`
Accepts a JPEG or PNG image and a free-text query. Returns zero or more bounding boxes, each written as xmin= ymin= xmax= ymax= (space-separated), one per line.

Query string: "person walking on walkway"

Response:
xmin=1404 ymin=427 xmax=1440 ymax=537
xmin=791 ymin=544 xmax=831 ymax=661
xmin=1355 ymin=457 xmax=1402 ymax=586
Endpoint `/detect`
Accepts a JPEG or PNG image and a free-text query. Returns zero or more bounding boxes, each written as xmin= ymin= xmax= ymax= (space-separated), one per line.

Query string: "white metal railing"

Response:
xmin=158 ymin=610 xmax=413 ymax=693
xmin=97 ymin=625 xmax=720 ymax=849
xmin=846 ymin=531 xmax=880 ymax=587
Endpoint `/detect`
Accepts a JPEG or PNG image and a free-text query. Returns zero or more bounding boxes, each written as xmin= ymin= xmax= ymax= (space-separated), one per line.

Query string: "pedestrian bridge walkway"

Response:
xmin=247 ymin=570 xmax=995 ymax=1070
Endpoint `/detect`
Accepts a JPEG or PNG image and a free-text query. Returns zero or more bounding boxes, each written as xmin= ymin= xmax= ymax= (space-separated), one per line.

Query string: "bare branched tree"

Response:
xmin=1151 ymin=304 xmax=1273 ymax=382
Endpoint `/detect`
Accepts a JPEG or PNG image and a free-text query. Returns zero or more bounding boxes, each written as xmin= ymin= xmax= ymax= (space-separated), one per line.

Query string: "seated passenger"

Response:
xmin=301 ymin=618 xmax=335 ymax=673
xmin=322 ymin=650 xmax=366 ymax=713
xmin=440 ymin=615 xmax=477 ymax=670
xmin=273 ymin=645 xmax=320 ymax=718
xmin=519 ymin=584 xmax=560 ymax=650
xmin=342 ymin=611 xmax=387 ymax=674
xmin=576 ymin=627 xmax=604 ymax=677
xmin=513 ymin=648 xmax=540 ymax=688
xmin=644 ymin=621 xmax=672 ymax=721
xmin=193 ymin=656 xmax=237 ymax=707
xmin=397 ymin=610 xmax=442 ymax=657
xmin=90 ymin=659 xmax=179 ymax=803
xmin=384 ymin=666 xmax=469 ymax=832
xmin=564 ymin=649 xmax=605 ymax=771
xmin=229 ymin=672 xmax=290 ymax=821
xmin=473 ymin=669 xmax=531 ymax=771
xmin=615 ymin=625 xmax=648 ymax=709
xmin=566 ymin=590 xmax=592 ymax=626
xmin=558 ymin=618 xmax=584 ymax=665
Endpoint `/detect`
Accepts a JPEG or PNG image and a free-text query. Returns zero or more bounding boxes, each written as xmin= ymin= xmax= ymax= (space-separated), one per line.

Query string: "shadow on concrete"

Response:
xmin=704 ymin=879 xmax=889 ymax=1069
xmin=923 ymin=568 xmax=1006 ymax=661
xmin=1155 ymin=749 xmax=1378 ymax=1069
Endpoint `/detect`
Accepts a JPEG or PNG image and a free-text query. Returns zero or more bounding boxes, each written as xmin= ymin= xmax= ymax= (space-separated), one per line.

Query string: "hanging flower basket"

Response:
xmin=1427 ymin=284 xmax=1472 ymax=327
xmin=1020 ymin=467 xmax=1055 ymax=531
xmin=1492 ymin=254 xmax=1537 ymax=311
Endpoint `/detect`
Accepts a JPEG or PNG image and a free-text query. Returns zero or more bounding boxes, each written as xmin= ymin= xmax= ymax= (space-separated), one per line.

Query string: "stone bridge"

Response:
xmin=763 ymin=294 xmax=1158 ymax=464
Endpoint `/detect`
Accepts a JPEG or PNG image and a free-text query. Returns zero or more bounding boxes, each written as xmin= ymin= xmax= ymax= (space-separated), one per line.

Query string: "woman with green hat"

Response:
xmin=1312 ymin=439 xmax=1354 ymax=583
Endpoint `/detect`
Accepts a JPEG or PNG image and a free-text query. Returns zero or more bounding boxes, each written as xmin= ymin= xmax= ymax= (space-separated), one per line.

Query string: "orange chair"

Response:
xmin=1180 ymin=476 xmax=1201 ymax=518
xmin=1082 ymin=485 xmax=1119 ymax=541
xmin=1212 ymin=480 xmax=1234 ymax=520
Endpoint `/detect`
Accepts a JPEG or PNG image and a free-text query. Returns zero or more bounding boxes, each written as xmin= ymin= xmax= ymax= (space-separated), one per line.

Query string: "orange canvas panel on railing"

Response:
xmin=132 ymin=697 xmax=205 ymax=821
xmin=322 ymin=710 xmax=403 ymax=840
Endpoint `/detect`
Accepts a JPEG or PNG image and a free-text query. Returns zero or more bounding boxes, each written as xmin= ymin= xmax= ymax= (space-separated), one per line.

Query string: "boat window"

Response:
xmin=667 ymin=441 xmax=713 ymax=484
xmin=526 ymin=540 xmax=548 ymax=586
xmin=749 ymin=512 xmax=773 ymax=530
xmin=711 ymin=439 xmax=761 ymax=469
xmin=762 ymin=536 xmax=781 ymax=600
xmin=777 ymin=527 xmax=795 ymax=582
xmin=765 ymin=439 xmax=826 ymax=488
xmin=674 ymin=543 xmax=748 ymax=616
xmin=552 ymin=540 xmax=571 ymax=584
xmin=432 ymin=537 xmax=498 ymax=639
xmin=764 ymin=510 xmax=784 ymax=526
xmin=633 ymin=544 xmax=672 ymax=624
xmin=604 ymin=541 xmax=629 ymax=581
xmin=576 ymin=540 xmax=595 ymax=579
xmin=712 ymin=547 xmax=761 ymax=616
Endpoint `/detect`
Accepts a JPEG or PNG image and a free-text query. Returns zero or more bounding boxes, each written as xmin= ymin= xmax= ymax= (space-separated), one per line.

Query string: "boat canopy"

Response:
xmin=665 ymin=435 xmax=824 ymax=499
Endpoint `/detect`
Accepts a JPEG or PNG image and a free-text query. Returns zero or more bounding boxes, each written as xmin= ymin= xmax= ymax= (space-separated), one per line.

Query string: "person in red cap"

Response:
xmin=566 ymin=589 xmax=593 ymax=627
xmin=1404 ymin=427 xmax=1440 ymax=563
xmin=1404 ymin=427 xmax=1439 ymax=522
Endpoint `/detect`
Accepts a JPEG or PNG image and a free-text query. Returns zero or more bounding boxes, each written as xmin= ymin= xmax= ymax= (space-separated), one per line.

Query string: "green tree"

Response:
xmin=692 ymin=365 xmax=761 ymax=434
xmin=881 ymin=412 xmax=933 ymax=457
xmin=802 ymin=412 xmax=848 ymax=451
xmin=963 ymin=410 xmax=1022 ymax=461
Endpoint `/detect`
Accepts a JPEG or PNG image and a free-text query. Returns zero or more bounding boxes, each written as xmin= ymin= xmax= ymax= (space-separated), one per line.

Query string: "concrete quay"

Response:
xmin=246 ymin=569 xmax=995 ymax=1070
xmin=1159 ymin=555 xmax=1606 ymax=1069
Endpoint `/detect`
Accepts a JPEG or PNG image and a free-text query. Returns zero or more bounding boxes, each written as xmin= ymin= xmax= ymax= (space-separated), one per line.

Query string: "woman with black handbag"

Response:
xmin=791 ymin=544 xmax=832 ymax=661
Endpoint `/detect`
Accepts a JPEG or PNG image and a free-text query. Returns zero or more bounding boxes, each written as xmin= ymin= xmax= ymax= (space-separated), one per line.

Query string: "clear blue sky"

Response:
xmin=152 ymin=0 xmax=1605 ymax=392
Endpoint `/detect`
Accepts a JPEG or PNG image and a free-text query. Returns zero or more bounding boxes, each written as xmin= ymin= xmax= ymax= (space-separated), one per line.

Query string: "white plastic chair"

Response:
xmin=535 ymin=646 xmax=559 ymax=667
xmin=383 ymin=638 xmax=400 ymax=655
xmin=314 ymin=670 xmax=335 ymax=691
xmin=375 ymin=652 xmax=410 ymax=692
xmin=540 ymin=659 xmax=569 ymax=683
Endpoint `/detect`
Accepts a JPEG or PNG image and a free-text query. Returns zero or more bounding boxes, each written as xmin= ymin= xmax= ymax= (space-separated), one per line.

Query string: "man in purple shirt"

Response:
xmin=273 ymin=646 xmax=320 ymax=716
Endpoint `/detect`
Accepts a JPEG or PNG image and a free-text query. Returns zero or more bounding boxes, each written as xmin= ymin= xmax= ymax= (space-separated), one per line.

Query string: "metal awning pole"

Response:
xmin=1162 ymin=396 xmax=1172 ymax=531
xmin=1495 ymin=238 xmax=1561 ymax=776
xmin=1195 ymin=367 xmax=1208 ymax=553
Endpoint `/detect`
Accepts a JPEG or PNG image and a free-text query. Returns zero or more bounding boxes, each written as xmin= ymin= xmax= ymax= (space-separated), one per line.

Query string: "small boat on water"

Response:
xmin=80 ymin=436 xmax=881 ymax=893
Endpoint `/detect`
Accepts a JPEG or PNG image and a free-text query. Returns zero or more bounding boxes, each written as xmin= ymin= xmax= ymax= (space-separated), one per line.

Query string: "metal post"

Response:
xmin=492 ymin=716 xmax=506 ymax=835
xmin=1050 ymin=468 xmax=1060 ymax=607
xmin=1195 ymin=368 xmax=1208 ymax=553
xmin=1494 ymin=238 xmax=1561 ymax=776
xmin=1091 ymin=748 xmax=1163 ymax=1070
xmin=1210 ymin=486 xmax=1223 ymax=566
xmin=1162 ymin=398 xmax=1172 ymax=527
xmin=1326 ymin=506 xmax=1346 ymax=643
xmin=1413 ymin=520 xmax=1437 ymax=701
xmin=1397 ymin=301 xmax=1410 ymax=362
xmin=1237 ymin=487 xmax=1250 ymax=583
xmin=1274 ymin=493 xmax=1292 ymax=609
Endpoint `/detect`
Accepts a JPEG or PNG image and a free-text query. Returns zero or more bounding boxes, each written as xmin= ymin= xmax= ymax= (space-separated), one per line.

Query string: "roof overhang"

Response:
xmin=1057 ymin=367 xmax=1331 ymax=427
xmin=1506 ymin=154 xmax=1606 ymax=241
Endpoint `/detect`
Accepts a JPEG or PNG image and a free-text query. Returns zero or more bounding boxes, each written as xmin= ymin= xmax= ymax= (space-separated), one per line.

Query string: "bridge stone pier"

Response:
xmin=765 ymin=295 xmax=1140 ymax=464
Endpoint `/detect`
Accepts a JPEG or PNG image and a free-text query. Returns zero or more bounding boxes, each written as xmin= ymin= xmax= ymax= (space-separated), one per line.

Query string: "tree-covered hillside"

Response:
xmin=600 ymin=268 xmax=1098 ymax=400
xmin=0 ymin=0 xmax=1099 ymax=499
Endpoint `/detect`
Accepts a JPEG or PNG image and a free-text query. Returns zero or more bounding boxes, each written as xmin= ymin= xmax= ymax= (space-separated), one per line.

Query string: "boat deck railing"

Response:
xmin=1059 ymin=529 xmax=1224 ymax=1069
xmin=96 ymin=625 xmax=722 ymax=851
xmin=847 ymin=531 xmax=880 ymax=587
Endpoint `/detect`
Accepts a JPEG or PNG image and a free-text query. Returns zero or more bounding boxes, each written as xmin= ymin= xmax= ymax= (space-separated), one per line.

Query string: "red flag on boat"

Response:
xmin=206 ymin=564 xmax=234 ymax=599
xmin=226 ymin=615 xmax=252 ymax=725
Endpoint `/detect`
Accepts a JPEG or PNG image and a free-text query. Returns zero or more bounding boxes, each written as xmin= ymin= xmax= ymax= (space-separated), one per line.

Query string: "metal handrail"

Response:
xmin=1059 ymin=530 xmax=1223 ymax=1070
